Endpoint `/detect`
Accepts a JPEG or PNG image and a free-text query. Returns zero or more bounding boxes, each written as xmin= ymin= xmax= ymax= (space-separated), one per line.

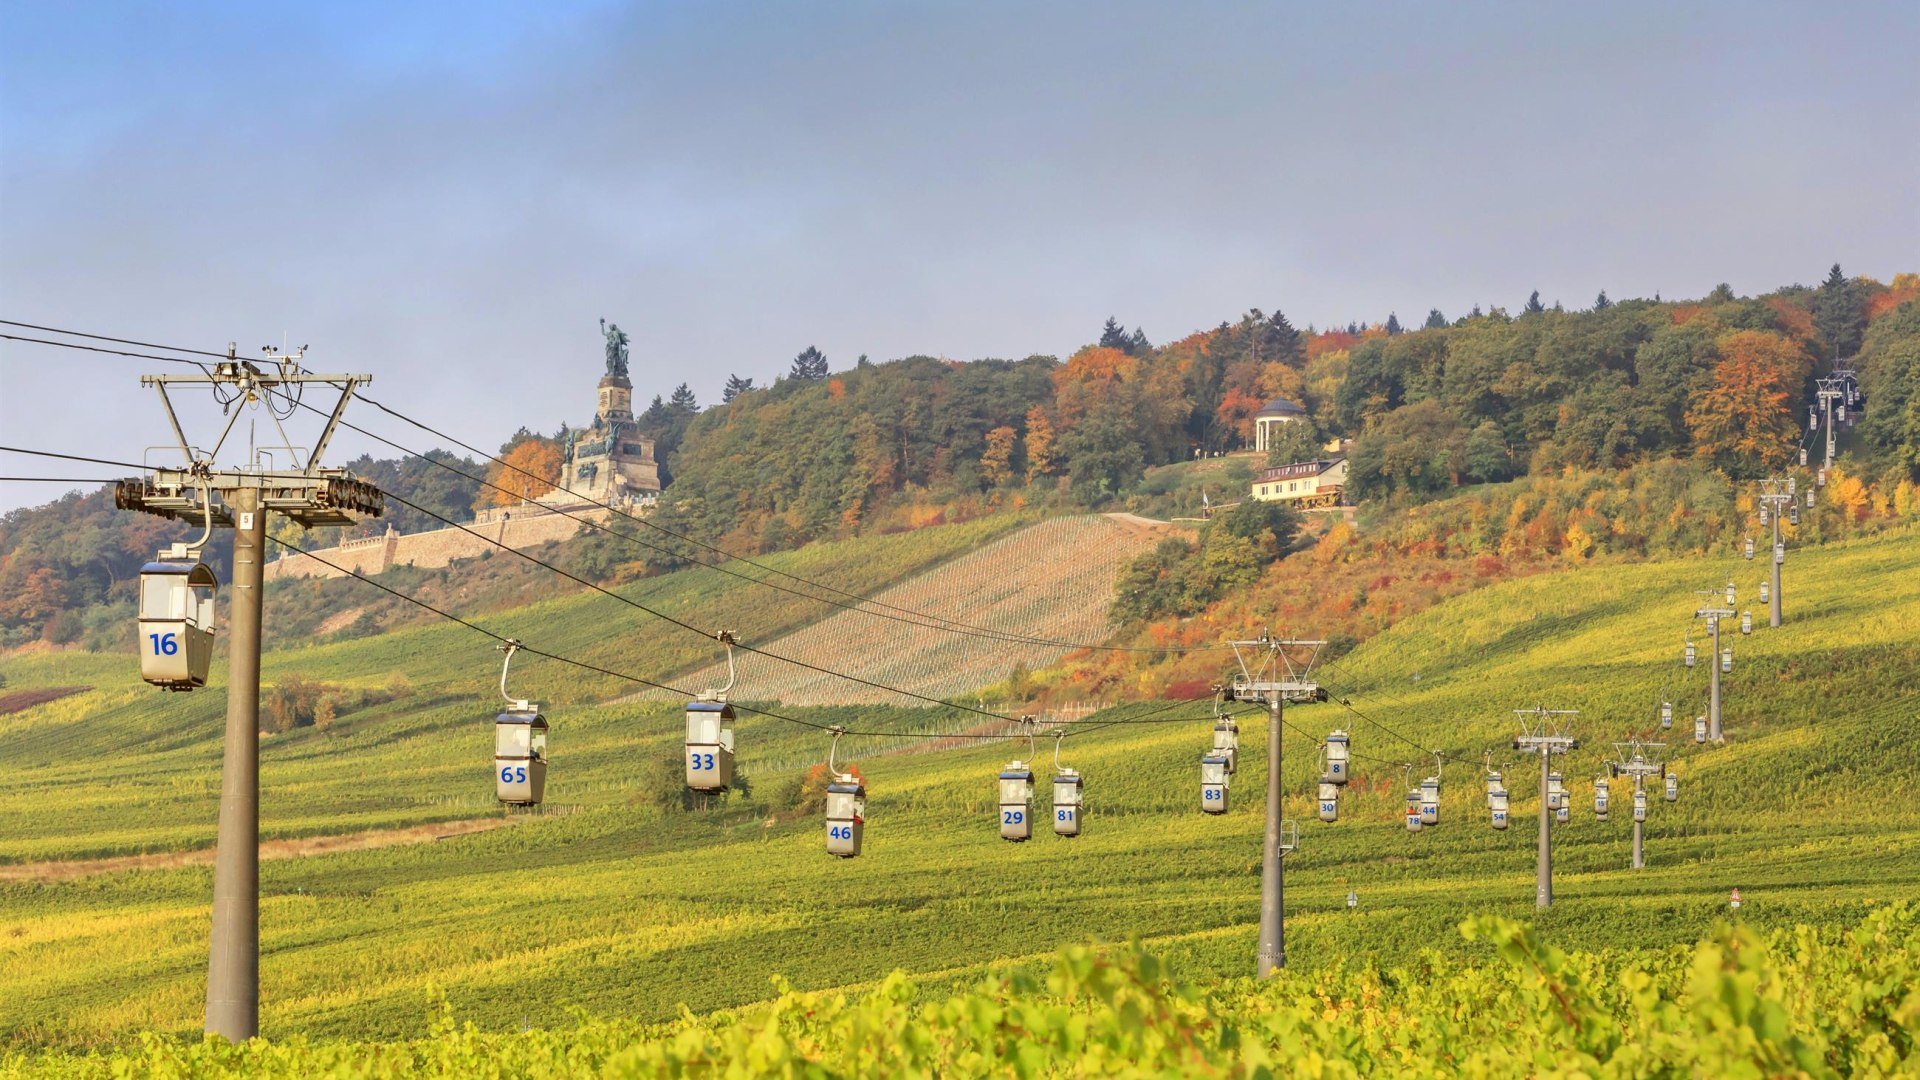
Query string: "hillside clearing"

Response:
xmin=635 ymin=513 xmax=1174 ymax=706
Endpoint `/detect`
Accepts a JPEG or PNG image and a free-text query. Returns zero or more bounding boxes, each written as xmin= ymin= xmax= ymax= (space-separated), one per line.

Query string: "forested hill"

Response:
xmin=4 ymin=268 xmax=1918 ymax=647
xmin=648 ymin=268 xmax=1920 ymax=555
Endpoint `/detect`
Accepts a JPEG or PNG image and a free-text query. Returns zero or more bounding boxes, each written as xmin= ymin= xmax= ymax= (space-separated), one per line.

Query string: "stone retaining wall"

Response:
xmin=266 ymin=505 xmax=605 ymax=581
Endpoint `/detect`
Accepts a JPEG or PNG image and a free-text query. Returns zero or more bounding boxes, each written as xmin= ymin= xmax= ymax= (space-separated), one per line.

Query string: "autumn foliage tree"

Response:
xmin=1023 ymin=406 xmax=1056 ymax=482
xmin=487 ymin=436 xmax=563 ymax=506
xmin=980 ymin=425 xmax=1018 ymax=489
xmin=1685 ymin=330 xmax=1809 ymax=477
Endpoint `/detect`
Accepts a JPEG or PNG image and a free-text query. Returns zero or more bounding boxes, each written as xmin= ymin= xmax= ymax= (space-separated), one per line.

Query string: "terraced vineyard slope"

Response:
xmin=646 ymin=513 xmax=1173 ymax=706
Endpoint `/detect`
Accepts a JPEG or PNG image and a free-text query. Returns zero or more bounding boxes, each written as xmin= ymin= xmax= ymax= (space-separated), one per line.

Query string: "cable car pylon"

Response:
xmin=1227 ymin=634 xmax=1324 ymax=978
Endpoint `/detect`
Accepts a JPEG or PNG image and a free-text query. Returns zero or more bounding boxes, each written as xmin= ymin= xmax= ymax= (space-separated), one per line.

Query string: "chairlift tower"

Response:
xmin=1693 ymin=592 xmax=1736 ymax=743
xmin=1228 ymin=634 xmax=1327 ymax=977
xmin=1511 ymin=706 xmax=1579 ymax=909
xmin=1814 ymin=377 xmax=1845 ymax=470
xmin=114 ymin=351 xmax=380 ymax=1042
xmin=1756 ymin=477 xmax=1793 ymax=628
xmin=1609 ymin=739 xmax=1666 ymax=869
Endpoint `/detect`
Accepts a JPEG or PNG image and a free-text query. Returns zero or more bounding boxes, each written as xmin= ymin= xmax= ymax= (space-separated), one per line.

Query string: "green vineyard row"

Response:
xmin=8 ymin=906 xmax=1915 ymax=1078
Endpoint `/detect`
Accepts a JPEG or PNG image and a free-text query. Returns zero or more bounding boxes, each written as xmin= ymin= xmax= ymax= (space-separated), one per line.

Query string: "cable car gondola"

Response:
xmin=824 ymin=728 xmax=865 ymax=857
xmin=137 ymin=484 xmax=218 ymax=691
xmin=686 ymin=632 xmax=738 ymax=791
xmin=1324 ymin=730 xmax=1351 ymax=785
xmin=1051 ymin=733 xmax=1083 ymax=837
xmin=493 ymin=642 xmax=547 ymax=806
xmin=1200 ymin=754 xmax=1231 ymax=814
xmin=998 ymin=719 xmax=1036 ymax=841
xmin=139 ymin=559 xmax=218 ymax=690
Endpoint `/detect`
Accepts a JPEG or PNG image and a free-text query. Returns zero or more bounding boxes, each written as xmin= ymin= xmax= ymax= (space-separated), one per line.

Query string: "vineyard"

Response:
xmin=646 ymin=514 xmax=1172 ymax=706
xmin=7 ymin=909 xmax=1916 ymax=1076
xmin=1 ymin=520 xmax=1919 ymax=1061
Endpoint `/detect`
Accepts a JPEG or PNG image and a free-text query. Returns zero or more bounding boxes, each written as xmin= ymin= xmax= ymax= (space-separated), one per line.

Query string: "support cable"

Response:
xmin=0 ymin=324 xmax=1225 ymax=654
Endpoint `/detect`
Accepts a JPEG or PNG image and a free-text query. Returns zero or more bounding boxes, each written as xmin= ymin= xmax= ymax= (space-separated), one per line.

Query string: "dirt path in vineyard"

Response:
xmin=0 ymin=817 xmax=514 ymax=883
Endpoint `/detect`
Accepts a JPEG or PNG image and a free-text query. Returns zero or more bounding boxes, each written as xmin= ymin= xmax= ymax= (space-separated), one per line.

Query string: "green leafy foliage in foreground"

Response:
xmin=8 ymin=907 xmax=1916 ymax=1078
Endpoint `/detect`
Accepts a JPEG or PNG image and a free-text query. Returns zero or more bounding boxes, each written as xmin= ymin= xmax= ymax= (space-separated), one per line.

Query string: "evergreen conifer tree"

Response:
xmin=1099 ymin=317 xmax=1130 ymax=350
xmin=1524 ymin=290 xmax=1545 ymax=315
xmin=1812 ymin=263 xmax=1866 ymax=359
xmin=1594 ymin=290 xmax=1612 ymax=310
xmin=789 ymin=346 xmax=829 ymax=380
xmin=721 ymin=374 xmax=754 ymax=402
xmin=668 ymin=383 xmax=698 ymax=413
xmin=1424 ymin=308 xmax=1448 ymax=330
xmin=1385 ymin=312 xmax=1403 ymax=335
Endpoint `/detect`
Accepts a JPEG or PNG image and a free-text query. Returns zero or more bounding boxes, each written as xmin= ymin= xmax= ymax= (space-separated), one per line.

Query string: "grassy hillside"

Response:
xmin=2 ymin=521 xmax=1917 ymax=1051
xmin=0 ymin=514 xmax=1038 ymax=863
xmin=651 ymin=513 xmax=1172 ymax=706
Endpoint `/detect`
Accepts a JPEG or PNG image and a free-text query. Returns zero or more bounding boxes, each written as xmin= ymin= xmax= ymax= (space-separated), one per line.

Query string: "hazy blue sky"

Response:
xmin=3 ymin=1 xmax=1916 ymax=510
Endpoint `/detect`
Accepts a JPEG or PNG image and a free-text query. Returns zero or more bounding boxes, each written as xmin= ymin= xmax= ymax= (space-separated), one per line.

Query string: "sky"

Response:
xmin=2 ymin=0 xmax=1917 ymax=511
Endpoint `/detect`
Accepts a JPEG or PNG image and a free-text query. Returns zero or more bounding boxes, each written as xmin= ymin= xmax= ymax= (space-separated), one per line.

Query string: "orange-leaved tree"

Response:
xmin=487 ymin=437 xmax=563 ymax=505
xmin=1685 ymin=330 xmax=1809 ymax=475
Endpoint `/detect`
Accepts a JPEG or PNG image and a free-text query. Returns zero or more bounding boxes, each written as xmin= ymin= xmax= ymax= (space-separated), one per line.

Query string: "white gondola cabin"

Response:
xmin=1324 ymin=730 xmax=1351 ymax=785
xmin=1594 ymin=776 xmax=1610 ymax=820
xmin=1741 ymin=611 xmax=1753 ymax=635
xmin=1052 ymin=769 xmax=1083 ymax=837
xmin=1485 ymin=768 xmax=1503 ymax=799
xmin=825 ymin=773 xmax=865 ymax=857
xmin=1633 ymin=788 xmax=1648 ymax=823
xmin=1744 ymin=537 xmax=1754 ymax=560
xmin=1317 ymin=781 xmax=1339 ymax=823
xmin=684 ymin=700 xmax=736 ymax=791
xmin=494 ymin=710 xmax=548 ymax=805
xmin=999 ymin=762 xmax=1034 ymax=841
xmin=1660 ymin=700 xmax=1674 ymax=729
xmin=1760 ymin=580 xmax=1770 ymax=604
xmin=1200 ymin=754 xmax=1231 ymax=814
xmin=1419 ymin=776 xmax=1440 ymax=826
xmin=1489 ymin=787 xmax=1510 ymax=830
xmin=1404 ymin=789 xmax=1422 ymax=832
xmin=1665 ymin=774 xmax=1679 ymax=802
xmin=1212 ymin=718 xmax=1240 ymax=774
xmin=1546 ymin=771 xmax=1565 ymax=810
xmin=138 ymin=561 xmax=218 ymax=690
xmin=1720 ymin=647 xmax=1733 ymax=674
xmin=1684 ymin=641 xmax=1696 ymax=668
xmin=1694 ymin=715 xmax=1708 ymax=744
